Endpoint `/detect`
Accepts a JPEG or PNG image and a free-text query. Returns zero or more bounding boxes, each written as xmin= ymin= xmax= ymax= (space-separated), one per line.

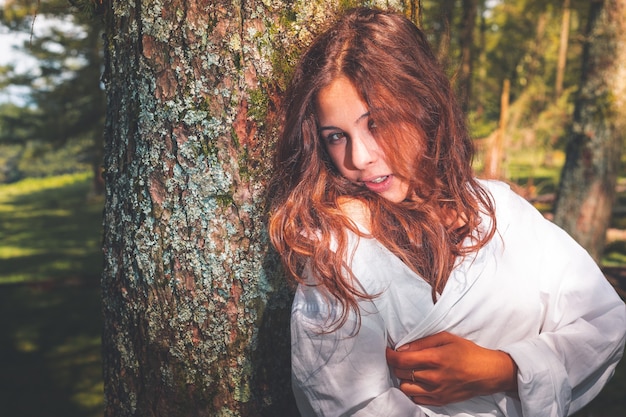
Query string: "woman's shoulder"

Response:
xmin=476 ymin=179 xmax=538 ymax=211
xmin=476 ymin=178 xmax=548 ymax=233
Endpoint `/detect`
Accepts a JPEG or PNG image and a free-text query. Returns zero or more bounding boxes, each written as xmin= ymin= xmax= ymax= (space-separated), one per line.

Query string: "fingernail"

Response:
xmin=397 ymin=344 xmax=408 ymax=352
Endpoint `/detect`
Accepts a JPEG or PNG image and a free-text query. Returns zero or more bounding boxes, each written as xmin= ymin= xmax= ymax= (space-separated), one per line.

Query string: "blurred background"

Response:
xmin=0 ymin=0 xmax=624 ymax=416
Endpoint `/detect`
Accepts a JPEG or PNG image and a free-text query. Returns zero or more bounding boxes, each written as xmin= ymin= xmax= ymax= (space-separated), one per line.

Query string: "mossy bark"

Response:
xmin=554 ymin=0 xmax=626 ymax=261
xmin=101 ymin=0 xmax=406 ymax=416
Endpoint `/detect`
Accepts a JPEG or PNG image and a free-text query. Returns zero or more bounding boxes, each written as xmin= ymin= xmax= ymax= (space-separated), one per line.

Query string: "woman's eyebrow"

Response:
xmin=355 ymin=111 xmax=371 ymax=124
xmin=319 ymin=112 xmax=371 ymax=132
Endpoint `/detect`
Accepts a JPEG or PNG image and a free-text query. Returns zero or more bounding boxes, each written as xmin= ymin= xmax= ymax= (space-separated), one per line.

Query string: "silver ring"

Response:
xmin=411 ymin=369 xmax=416 ymax=383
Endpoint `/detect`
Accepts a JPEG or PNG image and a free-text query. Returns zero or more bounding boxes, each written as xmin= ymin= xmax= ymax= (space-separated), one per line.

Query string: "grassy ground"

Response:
xmin=0 ymin=170 xmax=624 ymax=416
xmin=0 ymin=172 xmax=104 ymax=417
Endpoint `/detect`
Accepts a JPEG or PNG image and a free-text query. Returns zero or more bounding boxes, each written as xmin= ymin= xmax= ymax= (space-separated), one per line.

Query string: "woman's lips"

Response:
xmin=362 ymin=175 xmax=392 ymax=193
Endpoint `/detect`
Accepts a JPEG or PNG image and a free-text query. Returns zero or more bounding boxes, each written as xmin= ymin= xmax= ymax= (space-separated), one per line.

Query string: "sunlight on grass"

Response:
xmin=506 ymin=150 xmax=564 ymax=191
xmin=603 ymin=251 xmax=626 ymax=267
xmin=0 ymin=172 xmax=93 ymax=197
xmin=0 ymin=172 xmax=103 ymax=285
xmin=15 ymin=338 xmax=39 ymax=353
xmin=49 ymin=334 xmax=104 ymax=415
xmin=0 ymin=284 xmax=104 ymax=417
xmin=0 ymin=246 xmax=43 ymax=258
xmin=73 ymin=381 xmax=106 ymax=415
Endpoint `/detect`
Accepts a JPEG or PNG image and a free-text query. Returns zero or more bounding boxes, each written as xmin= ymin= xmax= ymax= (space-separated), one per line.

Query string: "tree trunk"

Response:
xmin=100 ymin=1 xmax=405 ymax=416
xmin=434 ymin=0 xmax=455 ymax=68
xmin=554 ymin=0 xmax=626 ymax=261
xmin=483 ymin=78 xmax=510 ymax=179
xmin=555 ymin=0 xmax=571 ymax=99
xmin=84 ymin=22 xmax=106 ymax=196
xmin=457 ymin=0 xmax=477 ymax=112
xmin=474 ymin=0 xmax=487 ymax=119
xmin=407 ymin=0 xmax=423 ymax=27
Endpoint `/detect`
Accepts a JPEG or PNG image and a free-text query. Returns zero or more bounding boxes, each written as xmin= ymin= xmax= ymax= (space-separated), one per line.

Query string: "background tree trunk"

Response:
xmin=457 ymin=0 xmax=477 ymax=112
xmin=101 ymin=1 xmax=406 ymax=416
xmin=554 ymin=0 xmax=626 ymax=261
xmin=482 ymin=78 xmax=510 ymax=179
xmin=555 ymin=0 xmax=571 ymax=99
xmin=434 ymin=0 xmax=455 ymax=68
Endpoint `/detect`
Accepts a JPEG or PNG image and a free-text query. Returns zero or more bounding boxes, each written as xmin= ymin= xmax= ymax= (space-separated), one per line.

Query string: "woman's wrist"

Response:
xmin=493 ymin=350 xmax=519 ymax=394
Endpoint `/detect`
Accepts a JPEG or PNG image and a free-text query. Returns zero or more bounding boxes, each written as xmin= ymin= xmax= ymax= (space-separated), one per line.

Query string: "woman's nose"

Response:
xmin=348 ymin=134 xmax=378 ymax=170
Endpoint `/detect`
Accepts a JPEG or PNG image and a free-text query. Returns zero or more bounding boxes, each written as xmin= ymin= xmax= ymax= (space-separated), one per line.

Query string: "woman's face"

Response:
xmin=316 ymin=77 xmax=410 ymax=203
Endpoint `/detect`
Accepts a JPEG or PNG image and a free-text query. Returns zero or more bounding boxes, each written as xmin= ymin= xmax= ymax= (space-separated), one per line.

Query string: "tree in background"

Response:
xmin=554 ymin=0 xmax=572 ymax=99
xmin=0 ymin=0 xmax=105 ymax=191
xmin=457 ymin=0 xmax=478 ymax=112
xmin=554 ymin=0 xmax=626 ymax=261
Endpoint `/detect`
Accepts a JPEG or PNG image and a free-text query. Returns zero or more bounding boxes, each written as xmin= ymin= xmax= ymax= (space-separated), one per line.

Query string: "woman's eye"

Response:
xmin=368 ymin=119 xmax=377 ymax=131
xmin=325 ymin=132 xmax=346 ymax=144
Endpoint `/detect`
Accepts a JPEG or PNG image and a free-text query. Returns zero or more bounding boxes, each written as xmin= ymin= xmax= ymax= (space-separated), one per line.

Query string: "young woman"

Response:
xmin=267 ymin=7 xmax=626 ymax=417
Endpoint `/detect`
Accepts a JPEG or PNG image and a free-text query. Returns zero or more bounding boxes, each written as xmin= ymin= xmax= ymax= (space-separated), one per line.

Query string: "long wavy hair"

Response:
xmin=268 ymin=7 xmax=496 ymax=328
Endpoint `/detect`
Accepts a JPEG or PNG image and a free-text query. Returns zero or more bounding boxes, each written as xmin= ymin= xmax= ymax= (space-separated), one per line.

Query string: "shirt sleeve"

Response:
xmin=492 ymin=183 xmax=626 ymax=417
xmin=290 ymin=283 xmax=428 ymax=417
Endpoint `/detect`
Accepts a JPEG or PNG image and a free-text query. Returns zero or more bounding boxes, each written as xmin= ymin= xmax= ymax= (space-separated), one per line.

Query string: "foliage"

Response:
xmin=0 ymin=136 xmax=93 ymax=182
xmin=0 ymin=0 xmax=105 ymax=187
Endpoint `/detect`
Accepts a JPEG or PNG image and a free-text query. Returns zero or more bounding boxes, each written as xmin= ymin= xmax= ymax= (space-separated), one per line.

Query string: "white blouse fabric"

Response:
xmin=291 ymin=180 xmax=626 ymax=417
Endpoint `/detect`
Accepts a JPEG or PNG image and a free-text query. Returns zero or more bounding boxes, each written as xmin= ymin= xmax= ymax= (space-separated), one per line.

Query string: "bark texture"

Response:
xmin=554 ymin=0 xmax=626 ymax=261
xmin=101 ymin=1 xmax=405 ymax=416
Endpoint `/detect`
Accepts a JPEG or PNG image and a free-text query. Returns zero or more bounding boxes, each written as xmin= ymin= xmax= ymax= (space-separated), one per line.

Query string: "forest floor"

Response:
xmin=0 ymin=173 xmax=103 ymax=417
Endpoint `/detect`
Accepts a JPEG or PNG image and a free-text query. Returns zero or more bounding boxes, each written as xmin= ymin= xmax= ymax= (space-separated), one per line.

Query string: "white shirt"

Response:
xmin=291 ymin=180 xmax=626 ymax=417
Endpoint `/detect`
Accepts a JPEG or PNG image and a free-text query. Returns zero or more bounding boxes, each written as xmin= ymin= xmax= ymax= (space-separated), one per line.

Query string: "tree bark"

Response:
xmin=457 ymin=0 xmax=477 ymax=112
xmin=100 ymin=1 xmax=405 ymax=416
xmin=555 ymin=0 xmax=571 ymax=99
xmin=554 ymin=0 xmax=626 ymax=261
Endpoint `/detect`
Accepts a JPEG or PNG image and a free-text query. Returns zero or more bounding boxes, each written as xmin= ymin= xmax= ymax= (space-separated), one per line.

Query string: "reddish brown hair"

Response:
xmin=268 ymin=7 xmax=495 ymax=327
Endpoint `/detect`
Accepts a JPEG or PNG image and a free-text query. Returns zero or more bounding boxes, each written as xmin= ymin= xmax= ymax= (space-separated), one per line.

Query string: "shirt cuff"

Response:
xmin=501 ymin=338 xmax=572 ymax=417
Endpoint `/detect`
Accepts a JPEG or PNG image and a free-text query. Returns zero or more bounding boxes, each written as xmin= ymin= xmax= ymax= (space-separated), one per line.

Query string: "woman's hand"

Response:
xmin=386 ymin=332 xmax=518 ymax=406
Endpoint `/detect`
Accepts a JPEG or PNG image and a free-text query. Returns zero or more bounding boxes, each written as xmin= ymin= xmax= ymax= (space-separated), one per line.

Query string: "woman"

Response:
xmin=267 ymin=7 xmax=626 ymax=417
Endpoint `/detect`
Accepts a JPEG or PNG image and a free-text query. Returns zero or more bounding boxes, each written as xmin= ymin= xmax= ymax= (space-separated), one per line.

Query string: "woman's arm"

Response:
xmin=498 ymin=186 xmax=626 ymax=416
xmin=291 ymin=283 xmax=427 ymax=417
xmin=387 ymin=182 xmax=626 ymax=416
xmin=497 ymin=221 xmax=626 ymax=416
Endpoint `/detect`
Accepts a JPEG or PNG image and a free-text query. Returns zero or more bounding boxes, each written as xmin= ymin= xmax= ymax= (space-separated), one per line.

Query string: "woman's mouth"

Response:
xmin=362 ymin=175 xmax=392 ymax=193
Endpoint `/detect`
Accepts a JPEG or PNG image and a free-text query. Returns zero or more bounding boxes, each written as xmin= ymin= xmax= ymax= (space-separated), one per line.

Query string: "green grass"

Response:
xmin=0 ymin=172 xmax=104 ymax=417
xmin=0 ymin=285 xmax=104 ymax=417
xmin=0 ymin=172 xmax=103 ymax=285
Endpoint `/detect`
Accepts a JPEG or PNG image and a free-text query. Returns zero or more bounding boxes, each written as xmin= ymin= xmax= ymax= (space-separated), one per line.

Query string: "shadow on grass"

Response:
xmin=0 ymin=284 xmax=103 ymax=417
xmin=0 ymin=173 xmax=104 ymax=416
